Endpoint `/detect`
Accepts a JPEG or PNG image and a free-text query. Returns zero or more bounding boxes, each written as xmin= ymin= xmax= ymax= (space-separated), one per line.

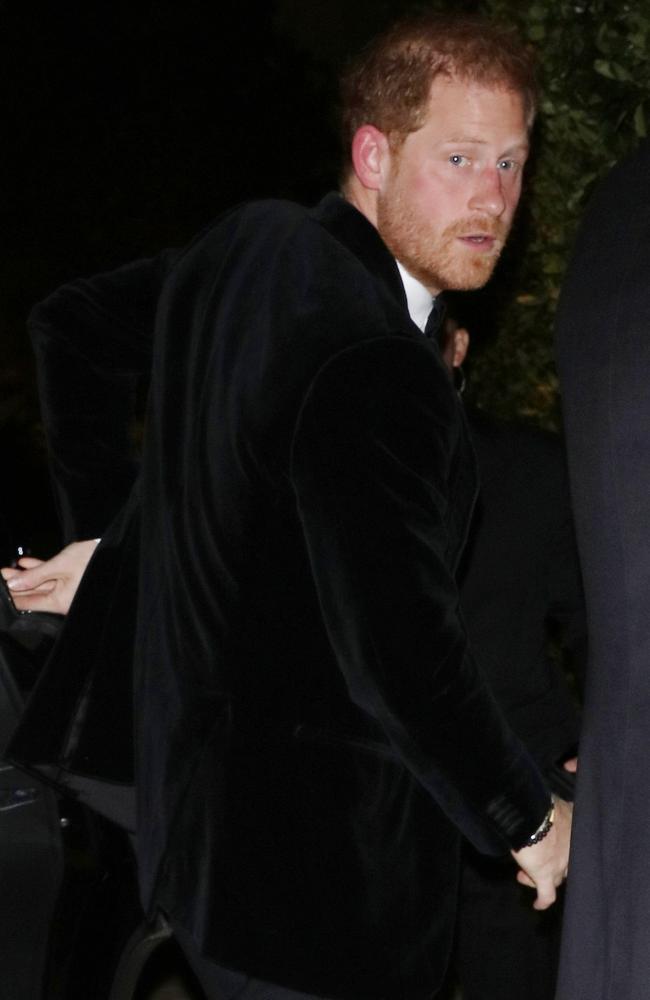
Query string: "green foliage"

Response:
xmin=463 ymin=0 xmax=649 ymax=427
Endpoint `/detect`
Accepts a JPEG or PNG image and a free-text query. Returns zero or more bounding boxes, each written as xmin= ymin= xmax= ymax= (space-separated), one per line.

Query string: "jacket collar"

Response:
xmin=310 ymin=192 xmax=408 ymax=313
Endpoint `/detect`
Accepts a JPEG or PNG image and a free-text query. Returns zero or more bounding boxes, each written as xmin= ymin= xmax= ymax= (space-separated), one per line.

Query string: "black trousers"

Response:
xmin=440 ymin=845 xmax=563 ymax=1000
xmin=173 ymin=924 xmax=336 ymax=1000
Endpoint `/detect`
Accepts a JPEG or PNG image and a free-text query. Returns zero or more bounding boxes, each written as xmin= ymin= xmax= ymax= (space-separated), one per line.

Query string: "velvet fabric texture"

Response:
xmin=555 ymin=140 xmax=650 ymax=1000
xmin=11 ymin=194 xmax=550 ymax=999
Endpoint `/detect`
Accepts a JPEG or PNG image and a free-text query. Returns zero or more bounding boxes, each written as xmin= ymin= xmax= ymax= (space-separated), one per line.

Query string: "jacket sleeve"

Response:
xmin=290 ymin=336 xmax=550 ymax=854
xmin=28 ymin=249 xmax=178 ymax=540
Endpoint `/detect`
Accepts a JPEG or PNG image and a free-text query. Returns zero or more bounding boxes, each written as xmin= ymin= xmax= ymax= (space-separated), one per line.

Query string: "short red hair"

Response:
xmin=340 ymin=13 xmax=538 ymax=173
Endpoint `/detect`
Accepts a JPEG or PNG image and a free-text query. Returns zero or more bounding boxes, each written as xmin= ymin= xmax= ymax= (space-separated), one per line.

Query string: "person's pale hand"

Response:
xmin=511 ymin=797 xmax=573 ymax=910
xmin=1 ymin=539 xmax=100 ymax=615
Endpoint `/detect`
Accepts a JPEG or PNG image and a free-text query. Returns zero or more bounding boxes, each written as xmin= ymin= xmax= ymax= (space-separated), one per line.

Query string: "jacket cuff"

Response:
xmin=486 ymin=772 xmax=552 ymax=851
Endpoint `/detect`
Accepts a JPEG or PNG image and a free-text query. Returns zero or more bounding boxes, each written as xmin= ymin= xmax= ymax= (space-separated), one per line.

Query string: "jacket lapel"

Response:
xmin=311 ymin=193 xmax=408 ymax=313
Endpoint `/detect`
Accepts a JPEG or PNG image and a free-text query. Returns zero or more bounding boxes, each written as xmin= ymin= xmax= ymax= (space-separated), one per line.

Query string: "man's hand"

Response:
xmin=1 ymin=539 xmax=100 ymax=615
xmin=511 ymin=797 xmax=573 ymax=910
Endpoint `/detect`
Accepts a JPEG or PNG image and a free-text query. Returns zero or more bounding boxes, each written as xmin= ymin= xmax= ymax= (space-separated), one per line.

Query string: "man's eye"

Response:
xmin=497 ymin=159 xmax=518 ymax=171
xmin=449 ymin=154 xmax=469 ymax=166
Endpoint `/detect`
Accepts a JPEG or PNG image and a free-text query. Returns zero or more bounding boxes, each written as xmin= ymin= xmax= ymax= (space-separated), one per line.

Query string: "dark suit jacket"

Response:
xmin=555 ymin=140 xmax=650 ymax=1000
xmin=11 ymin=194 xmax=550 ymax=1000
xmin=460 ymin=409 xmax=583 ymax=786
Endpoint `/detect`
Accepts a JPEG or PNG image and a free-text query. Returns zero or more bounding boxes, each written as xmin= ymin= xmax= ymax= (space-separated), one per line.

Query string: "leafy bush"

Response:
xmin=461 ymin=0 xmax=648 ymax=426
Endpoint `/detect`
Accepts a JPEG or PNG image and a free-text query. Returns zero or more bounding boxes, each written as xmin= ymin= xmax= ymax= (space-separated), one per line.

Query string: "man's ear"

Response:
xmin=453 ymin=327 xmax=470 ymax=368
xmin=350 ymin=125 xmax=391 ymax=191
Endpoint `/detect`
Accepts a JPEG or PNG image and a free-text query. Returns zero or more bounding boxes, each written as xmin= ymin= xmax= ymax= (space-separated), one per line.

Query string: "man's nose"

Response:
xmin=468 ymin=168 xmax=506 ymax=218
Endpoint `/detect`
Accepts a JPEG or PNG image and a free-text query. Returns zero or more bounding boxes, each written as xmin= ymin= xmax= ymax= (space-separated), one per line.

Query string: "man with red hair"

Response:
xmin=7 ymin=14 xmax=570 ymax=999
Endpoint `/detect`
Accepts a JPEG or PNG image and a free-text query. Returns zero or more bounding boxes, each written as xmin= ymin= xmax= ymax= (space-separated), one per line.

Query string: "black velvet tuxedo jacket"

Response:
xmin=12 ymin=194 xmax=550 ymax=999
xmin=555 ymin=140 xmax=650 ymax=1000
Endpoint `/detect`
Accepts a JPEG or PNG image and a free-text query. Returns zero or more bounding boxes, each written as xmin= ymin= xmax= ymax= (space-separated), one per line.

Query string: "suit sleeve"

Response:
xmin=28 ymin=249 xmax=178 ymax=540
xmin=290 ymin=336 xmax=550 ymax=854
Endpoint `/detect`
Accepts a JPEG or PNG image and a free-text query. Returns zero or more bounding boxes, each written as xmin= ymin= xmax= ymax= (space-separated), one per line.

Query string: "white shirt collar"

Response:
xmin=396 ymin=261 xmax=435 ymax=333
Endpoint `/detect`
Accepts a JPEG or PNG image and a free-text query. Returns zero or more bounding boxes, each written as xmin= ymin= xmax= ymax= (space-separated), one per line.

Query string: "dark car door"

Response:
xmin=0 ymin=636 xmax=63 ymax=1000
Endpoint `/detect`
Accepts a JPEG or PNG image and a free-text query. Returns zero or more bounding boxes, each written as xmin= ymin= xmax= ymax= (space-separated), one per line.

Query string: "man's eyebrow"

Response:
xmin=443 ymin=137 xmax=529 ymax=152
xmin=444 ymin=136 xmax=488 ymax=144
xmin=501 ymin=143 xmax=530 ymax=157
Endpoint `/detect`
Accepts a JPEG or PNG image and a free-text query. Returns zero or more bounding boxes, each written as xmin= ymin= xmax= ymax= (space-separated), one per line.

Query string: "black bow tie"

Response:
xmin=424 ymin=298 xmax=446 ymax=341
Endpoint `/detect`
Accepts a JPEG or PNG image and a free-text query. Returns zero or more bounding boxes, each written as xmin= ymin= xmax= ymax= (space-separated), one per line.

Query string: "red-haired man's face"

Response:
xmin=376 ymin=75 xmax=529 ymax=295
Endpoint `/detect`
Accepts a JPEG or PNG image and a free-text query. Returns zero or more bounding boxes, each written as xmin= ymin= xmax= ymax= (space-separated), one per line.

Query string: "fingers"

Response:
xmin=2 ymin=559 xmax=67 ymax=613
xmin=15 ymin=557 xmax=45 ymax=570
xmin=516 ymin=870 xmax=536 ymax=889
xmin=1 ymin=558 xmax=44 ymax=579
xmin=10 ymin=579 xmax=69 ymax=614
xmin=5 ymin=577 xmax=58 ymax=613
xmin=563 ymin=757 xmax=578 ymax=773
xmin=516 ymin=861 xmax=569 ymax=910
xmin=7 ymin=590 xmax=61 ymax=613
xmin=6 ymin=566 xmax=54 ymax=593
xmin=533 ymin=878 xmax=557 ymax=911
xmin=8 ymin=580 xmax=57 ymax=596
xmin=0 ymin=541 xmax=98 ymax=616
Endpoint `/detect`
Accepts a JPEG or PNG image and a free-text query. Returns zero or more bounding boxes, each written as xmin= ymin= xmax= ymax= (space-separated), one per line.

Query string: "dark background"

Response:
xmin=3 ymin=1 xmax=645 ymax=555
xmin=0 ymin=0 xmax=486 ymax=558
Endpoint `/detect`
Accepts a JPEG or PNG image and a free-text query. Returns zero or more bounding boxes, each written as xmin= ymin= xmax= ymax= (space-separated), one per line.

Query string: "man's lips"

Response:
xmin=458 ymin=233 xmax=503 ymax=255
xmin=443 ymin=218 xmax=507 ymax=253
xmin=458 ymin=234 xmax=497 ymax=248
